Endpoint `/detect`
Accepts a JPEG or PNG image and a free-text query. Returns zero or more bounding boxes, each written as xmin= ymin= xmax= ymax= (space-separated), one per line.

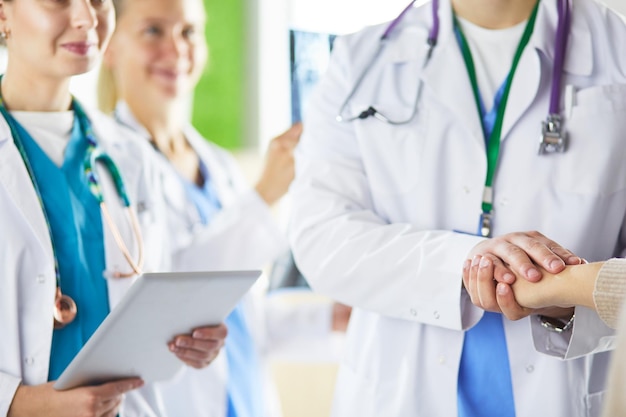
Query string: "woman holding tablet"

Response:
xmin=98 ymin=0 xmax=349 ymax=416
xmin=0 ymin=0 xmax=226 ymax=416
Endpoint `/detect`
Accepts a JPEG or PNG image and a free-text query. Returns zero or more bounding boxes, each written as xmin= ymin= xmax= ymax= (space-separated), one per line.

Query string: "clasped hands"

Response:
xmin=462 ymin=231 xmax=584 ymax=321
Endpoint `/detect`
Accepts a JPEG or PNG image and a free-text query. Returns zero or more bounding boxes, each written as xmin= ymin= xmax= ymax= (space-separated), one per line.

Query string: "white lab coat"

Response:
xmin=114 ymin=103 xmax=334 ymax=417
xmin=0 ymin=107 xmax=173 ymax=417
xmin=113 ymin=102 xmax=288 ymax=273
xmin=289 ymin=0 xmax=626 ymax=416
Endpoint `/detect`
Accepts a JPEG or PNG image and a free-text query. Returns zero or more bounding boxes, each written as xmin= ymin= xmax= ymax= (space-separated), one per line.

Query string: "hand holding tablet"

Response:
xmin=54 ymin=270 xmax=260 ymax=390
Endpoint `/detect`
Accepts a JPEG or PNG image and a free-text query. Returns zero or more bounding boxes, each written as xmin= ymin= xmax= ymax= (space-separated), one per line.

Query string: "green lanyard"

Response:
xmin=454 ymin=1 xmax=540 ymax=236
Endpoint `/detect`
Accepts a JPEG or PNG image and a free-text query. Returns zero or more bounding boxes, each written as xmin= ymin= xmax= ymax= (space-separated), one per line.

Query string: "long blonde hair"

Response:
xmin=97 ymin=0 xmax=125 ymax=114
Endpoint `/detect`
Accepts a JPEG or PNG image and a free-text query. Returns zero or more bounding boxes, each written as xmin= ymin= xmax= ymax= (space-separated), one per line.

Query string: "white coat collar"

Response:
xmin=385 ymin=0 xmax=592 ymax=75
xmin=532 ymin=0 xmax=593 ymax=77
xmin=382 ymin=0 xmax=592 ymax=146
xmin=113 ymin=101 xmax=236 ymax=221
xmin=113 ymin=101 xmax=153 ymax=141
xmin=113 ymin=101 xmax=193 ymax=219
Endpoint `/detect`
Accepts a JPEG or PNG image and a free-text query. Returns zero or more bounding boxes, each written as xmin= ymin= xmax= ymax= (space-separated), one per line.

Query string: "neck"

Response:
xmin=125 ymin=96 xmax=186 ymax=154
xmin=452 ymin=0 xmax=538 ymax=29
xmin=124 ymin=95 xmax=201 ymax=184
xmin=2 ymin=66 xmax=72 ymax=112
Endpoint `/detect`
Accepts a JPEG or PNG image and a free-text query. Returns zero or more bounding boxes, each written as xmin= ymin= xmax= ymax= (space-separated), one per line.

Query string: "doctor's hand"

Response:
xmin=8 ymin=378 xmax=143 ymax=417
xmin=169 ymin=323 xmax=227 ymax=369
xmin=465 ymin=230 xmax=582 ymax=285
xmin=255 ymin=122 xmax=302 ymax=206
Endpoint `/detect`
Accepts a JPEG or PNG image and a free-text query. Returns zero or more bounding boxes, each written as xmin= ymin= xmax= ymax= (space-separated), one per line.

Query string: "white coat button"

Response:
xmin=36 ymin=274 xmax=46 ymax=284
xmin=410 ymin=309 xmax=417 ymax=317
xmin=463 ymin=186 xmax=470 ymax=194
xmin=438 ymin=356 xmax=446 ymax=364
xmin=526 ymin=365 xmax=534 ymax=373
xmin=499 ymin=197 xmax=509 ymax=206
xmin=24 ymin=357 xmax=35 ymax=366
xmin=433 ymin=311 xmax=440 ymax=320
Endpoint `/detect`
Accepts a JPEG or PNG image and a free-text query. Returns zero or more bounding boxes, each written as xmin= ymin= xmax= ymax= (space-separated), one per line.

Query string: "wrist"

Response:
xmin=254 ymin=182 xmax=279 ymax=206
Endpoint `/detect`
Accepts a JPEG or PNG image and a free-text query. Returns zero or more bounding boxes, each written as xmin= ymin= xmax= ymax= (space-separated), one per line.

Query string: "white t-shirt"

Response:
xmin=456 ymin=17 xmax=527 ymax=113
xmin=11 ymin=111 xmax=73 ymax=167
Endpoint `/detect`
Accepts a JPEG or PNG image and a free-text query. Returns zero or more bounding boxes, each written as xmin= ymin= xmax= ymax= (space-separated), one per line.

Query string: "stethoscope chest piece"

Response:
xmin=539 ymin=114 xmax=568 ymax=154
xmin=53 ymin=287 xmax=77 ymax=329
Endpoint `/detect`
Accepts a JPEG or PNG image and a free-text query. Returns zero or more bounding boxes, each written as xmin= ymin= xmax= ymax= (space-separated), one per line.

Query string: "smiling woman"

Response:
xmin=0 ymin=0 xmax=114 ymax=111
xmin=95 ymin=1 xmax=307 ymax=416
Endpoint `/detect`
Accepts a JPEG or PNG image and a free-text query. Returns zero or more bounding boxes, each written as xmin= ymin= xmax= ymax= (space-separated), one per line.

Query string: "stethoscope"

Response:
xmin=336 ymin=0 xmax=571 ymax=155
xmin=0 ymin=95 xmax=144 ymax=329
xmin=336 ymin=0 xmax=571 ymax=238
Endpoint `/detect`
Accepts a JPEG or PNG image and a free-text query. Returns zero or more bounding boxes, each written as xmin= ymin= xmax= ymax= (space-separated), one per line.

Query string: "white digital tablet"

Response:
xmin=54 ymin=270 xmax=261 ymax=390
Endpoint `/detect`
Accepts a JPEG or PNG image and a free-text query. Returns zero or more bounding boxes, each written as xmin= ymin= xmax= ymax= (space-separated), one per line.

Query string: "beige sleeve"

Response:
xmin=601 ymin=305 xmax=626 ymax=417
xmin=593 ymin=258 xmax=626 ymax=329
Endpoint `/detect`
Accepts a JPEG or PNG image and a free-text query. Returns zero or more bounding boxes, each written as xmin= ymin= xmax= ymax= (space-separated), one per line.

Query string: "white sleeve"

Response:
xmin=530 ymin=307 xmax=616 ymax=360
xmin=288 ymin=36 xmax=484 ymax=331
xmin=172 ymin=189 xmax=287 ymax=271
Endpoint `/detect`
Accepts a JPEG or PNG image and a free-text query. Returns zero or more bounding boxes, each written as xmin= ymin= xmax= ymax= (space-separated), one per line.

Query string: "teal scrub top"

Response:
xmin=11 ymin=113 xmax=110 ymax=381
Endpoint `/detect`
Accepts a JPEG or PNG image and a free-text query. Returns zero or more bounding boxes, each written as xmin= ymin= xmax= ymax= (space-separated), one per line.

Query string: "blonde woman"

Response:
xmin=98 ymin=0 xmax=346 ymax=416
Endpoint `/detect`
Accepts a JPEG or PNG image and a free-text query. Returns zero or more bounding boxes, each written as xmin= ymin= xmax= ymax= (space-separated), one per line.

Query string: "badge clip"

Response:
xmin=478 ymin=212 xmax=492 ymax=238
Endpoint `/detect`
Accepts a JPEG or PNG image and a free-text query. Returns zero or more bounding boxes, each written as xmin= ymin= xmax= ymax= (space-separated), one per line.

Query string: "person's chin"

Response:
xmin=64 ymin=59 xmax=98 ymax=77
xmin=150 ymin=79 xmax=184 ymax=100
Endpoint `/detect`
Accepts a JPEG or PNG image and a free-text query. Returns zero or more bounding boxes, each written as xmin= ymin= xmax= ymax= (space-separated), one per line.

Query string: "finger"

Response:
xmin=174 ymin=348 xmax=219 ymax=369
xmin=507 ymin=232 xmax=567 ymax=275
xmin=490 ymin=255 xmax=515 ymax=284
xmin=525 ymin=231 xmax=582 ymax=266
xmin=170 ymin=341 xmax=221 ymax=363
xmin=466 ymin=255 xmax=482 ymax=306
xmin=99 ymin=397 xmax=122 ymax=416
xmin=475 ymin=256 xmax=500 ymax=312
xmin=496 ymin=283 xmax=533 ymax=321
xmin=103 ymin=409 xmax=121 ymax=417
xmin=284 ymin=122 xmax=303 ymax=140
xmin=101 ymin=398 xmax=123 ymax=417
xmin=190 ymin=324 xmax=228 ymax=341
xmin=170 ymin=336 xmax=223 ymax=356
xmin=273 ymin=125 xmax=302 ymax=148
xmin=486 ymin=237 xmax=542 ymax=282
xmin=91 ymin=378 xmax=144 ymax=401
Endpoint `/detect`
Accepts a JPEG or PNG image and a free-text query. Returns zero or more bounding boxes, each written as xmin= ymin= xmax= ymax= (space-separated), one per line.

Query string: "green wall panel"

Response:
xmin=192 ymin=0 xmax=245 ymax=150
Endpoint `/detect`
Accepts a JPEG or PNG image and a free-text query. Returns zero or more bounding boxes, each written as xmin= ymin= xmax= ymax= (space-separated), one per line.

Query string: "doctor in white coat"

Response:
xmin=290 ymin=0 xmax=626 ymax=416
xmin=0 ymin=0 xmax=226 ymax=416
xmin=98 ymin=0 xmax=346 ymax=416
